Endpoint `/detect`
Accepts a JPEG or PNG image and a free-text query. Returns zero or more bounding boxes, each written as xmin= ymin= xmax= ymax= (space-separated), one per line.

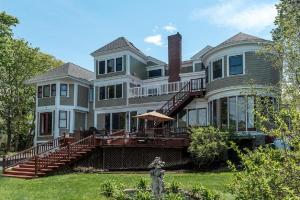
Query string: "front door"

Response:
xmin=40 ymin=112 xmax=52 ymax=135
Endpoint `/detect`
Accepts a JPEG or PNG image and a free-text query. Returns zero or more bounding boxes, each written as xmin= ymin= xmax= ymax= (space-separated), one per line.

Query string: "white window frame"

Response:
xmin=193 ymin=61 xmax=202 ymax=72
xmin=59 ymin=110 xmax=68 ymax=128
xmin=98 ymin=83 xmax=123 ymax=100
xmin=227 ymin=52 xmax=246 ymax=77
xmin=97 ymin=60 xmax=106 ymax=75
xmin=115 ymin=57 xmax=123 ymax=72
xmin=211 ymin=57 xmax=224 ymax=81
xmin=60 ymin=83 xmax=69 ymax=97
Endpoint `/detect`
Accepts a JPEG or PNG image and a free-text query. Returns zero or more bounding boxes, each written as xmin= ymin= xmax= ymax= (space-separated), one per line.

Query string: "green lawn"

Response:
xmin=0 ymin=171 xmax=234 ymax=200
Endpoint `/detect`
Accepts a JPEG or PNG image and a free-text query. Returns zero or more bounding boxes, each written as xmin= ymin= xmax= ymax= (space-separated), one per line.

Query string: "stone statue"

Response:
xmin=149 ymin=157 xmax=165 ymax=200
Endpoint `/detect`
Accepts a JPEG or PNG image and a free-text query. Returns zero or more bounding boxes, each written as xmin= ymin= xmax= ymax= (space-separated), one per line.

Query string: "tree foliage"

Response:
xmin=188 ymin=126 xmax=229 ymax=167
xmin=230 ymin=1 xmax=300 ymax=199
xmin=0 ymin=11 xmax=63 ymax=151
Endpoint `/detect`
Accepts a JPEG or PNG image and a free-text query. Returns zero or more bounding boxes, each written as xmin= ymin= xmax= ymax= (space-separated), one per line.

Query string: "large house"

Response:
xmin=26 ymin=32 xmax=280 ymax=145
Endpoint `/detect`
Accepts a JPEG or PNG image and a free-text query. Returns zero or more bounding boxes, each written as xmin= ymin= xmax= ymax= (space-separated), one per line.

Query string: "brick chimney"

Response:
xmin=168 ymin=32 xmax=182 ymax=82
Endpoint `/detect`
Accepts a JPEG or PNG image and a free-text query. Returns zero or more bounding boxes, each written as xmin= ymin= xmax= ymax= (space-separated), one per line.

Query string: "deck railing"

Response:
xmin=2 ymin=135 xmax=65 ymax=173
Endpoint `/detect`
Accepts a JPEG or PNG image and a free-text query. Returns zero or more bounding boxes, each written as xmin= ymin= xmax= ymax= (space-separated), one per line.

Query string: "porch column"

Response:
xmin=54 ymin=109 xmax=59 ymax=138
xmin=70 ymin=110 xmax=75 ymax=133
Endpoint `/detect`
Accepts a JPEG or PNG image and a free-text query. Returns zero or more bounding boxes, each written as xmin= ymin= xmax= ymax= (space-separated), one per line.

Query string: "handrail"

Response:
xmin=3 ymin=135 xmax=65 ymax=171
xmin=36 ymin=134 xmax=95 ymax=173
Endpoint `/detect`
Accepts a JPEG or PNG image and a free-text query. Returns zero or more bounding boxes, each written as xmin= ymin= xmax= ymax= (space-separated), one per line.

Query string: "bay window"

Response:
xmin=237 ymin=96 xmax=246 ymax=131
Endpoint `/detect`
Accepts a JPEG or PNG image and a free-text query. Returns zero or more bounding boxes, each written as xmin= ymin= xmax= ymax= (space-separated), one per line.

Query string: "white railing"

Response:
xmin=128 ymin=80 xmax=191 ymax=98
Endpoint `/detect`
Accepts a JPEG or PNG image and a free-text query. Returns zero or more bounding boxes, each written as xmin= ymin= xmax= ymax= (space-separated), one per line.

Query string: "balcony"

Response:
xmin=128 ymin=79 xmax=206 ymax=98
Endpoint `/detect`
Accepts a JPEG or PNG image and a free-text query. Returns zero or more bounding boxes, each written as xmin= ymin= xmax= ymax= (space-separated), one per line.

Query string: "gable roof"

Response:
xmin=146 ymin=56 xmax=166 ymax=65
xmin=91 ymin=37 xmax=147 ymax=59
xmin=191 ymin=45 xmax=213 ymax=60
xmin=25 ymin=62 xmax=94 ymax=84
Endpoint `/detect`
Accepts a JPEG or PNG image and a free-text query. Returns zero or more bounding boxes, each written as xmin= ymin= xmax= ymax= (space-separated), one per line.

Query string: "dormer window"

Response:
xmin=97 ymin=57 xmax=123 ymax=75
xmin=148 ymin=69 xmax=162 ymax=78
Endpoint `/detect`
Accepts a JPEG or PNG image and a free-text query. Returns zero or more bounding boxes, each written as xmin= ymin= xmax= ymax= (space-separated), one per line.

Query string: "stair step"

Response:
xmin=2 ymin=174 xmax=35 ymax=179
xmin=4 ymin=170 xmax=45 ymax=176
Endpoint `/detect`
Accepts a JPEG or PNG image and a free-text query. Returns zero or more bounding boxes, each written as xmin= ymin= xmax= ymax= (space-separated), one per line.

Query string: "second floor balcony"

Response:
xmin=128 ymin=78 xmax=206 ymax=98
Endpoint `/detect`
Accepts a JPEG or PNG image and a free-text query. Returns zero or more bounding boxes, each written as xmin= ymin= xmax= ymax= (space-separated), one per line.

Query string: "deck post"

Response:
xmin=93 ymin=131 xmax=96 ymax=147
xmin=63 ymin=132 xmax=66 ymax=145
xmin=2 ymin=155 xmax=6 ymax=173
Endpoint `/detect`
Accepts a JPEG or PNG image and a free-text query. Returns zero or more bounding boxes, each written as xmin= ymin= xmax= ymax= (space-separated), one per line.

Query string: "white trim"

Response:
xmin=74 ymin=83 xmax=78 ymax=107
xmin=226 ymin=52 xmax=246 ymax=77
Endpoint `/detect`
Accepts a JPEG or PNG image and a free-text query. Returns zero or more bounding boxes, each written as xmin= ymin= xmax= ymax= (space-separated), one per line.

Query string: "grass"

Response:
xmin=0 ymin=171 xmax=234 ymax=200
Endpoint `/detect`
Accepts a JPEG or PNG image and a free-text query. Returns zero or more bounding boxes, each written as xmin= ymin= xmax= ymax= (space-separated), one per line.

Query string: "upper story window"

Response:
xmin=38 ymin=86 xmax=43 ymax=98
xmin=98 ymin=61 xmax=105 ymax=74
xmin=116 ymin=57 xmax=123 ymax=72
xmin=60 ymin=84 xmax=68 ymax=97
xmin=212 ymin=59 xmax=223 ymax=80
xmin=107 ymin=59 xmax=115 ymax=73
xmin=98 ymin=57 xmax=123 ymax=75
xmin=51 ymin=84 xmax=56 ymax=96
xmin=228 ymin=54 xmax=244 ymax=76
xmin=98 ymin=84 xmax=123 ymax=100
xmin=43 ymin=85 xmax=50 ymax=97
xmin=148 ymin=69 xmax=162 ymax=78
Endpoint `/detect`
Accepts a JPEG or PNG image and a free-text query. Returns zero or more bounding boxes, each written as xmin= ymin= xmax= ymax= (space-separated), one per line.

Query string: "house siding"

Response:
xmin=129 ymin=94 xmax=173 ymax=104
xmin=77 ymin=85 xmax=89 ymax=108
xmin=37 ymin=97 xmax=55 ymax=107
xmin=60 ymin=84 xmax=74 ymax=105
xmin=97 ymin=113 xmax=105 ymax=129
xmin=180 ymin=66 xmax=193 ymax=73
xmin=207 ymin=51 xmax=280 ymax=92
xmin=75 ymin=111 xmax=86 ymax=130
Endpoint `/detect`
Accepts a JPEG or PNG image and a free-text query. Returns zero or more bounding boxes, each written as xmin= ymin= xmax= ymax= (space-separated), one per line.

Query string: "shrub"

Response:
xmin=134 ymin=190 xmax=153 ymax=200
xmin=164 ymin=192 xmax=184 ymax=200
xmin=169 ymin=181 xmax=180 ymax=193
xmin=100 ymin=181 xmax=115 ymax=197
xmin=191 ymin=184 xmax=220 ymax=200
xmin=113 ymin=189 xmax=131 ymax=200
xmin=188 ymin=126 xmax=229 ymax=167
xmin=136 ymin=178 xmax=148 ymax=190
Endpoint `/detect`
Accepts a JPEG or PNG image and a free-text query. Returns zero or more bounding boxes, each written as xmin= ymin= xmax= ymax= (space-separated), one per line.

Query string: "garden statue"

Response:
xmin=149 ymin=157 xmax=165 ymax=199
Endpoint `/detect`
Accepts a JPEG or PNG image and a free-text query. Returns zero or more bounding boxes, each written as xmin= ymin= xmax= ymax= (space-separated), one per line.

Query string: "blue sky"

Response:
xmin=0 ymin=0 xmax=277 ymax=71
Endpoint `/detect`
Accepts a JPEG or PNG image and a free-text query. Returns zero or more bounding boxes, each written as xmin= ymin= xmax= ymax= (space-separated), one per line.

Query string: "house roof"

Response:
xmin=191 ymin=45 xmax=213 ymax=60
xmin=25 ymin=62 xmax=94 ymax=84
xmin=202 ymin=32 xmax=269 ymax=59
xmin=146 ymin=56 xmax=166 ymax=65
xmin=91 ymin=37 xmax=147 ymax=59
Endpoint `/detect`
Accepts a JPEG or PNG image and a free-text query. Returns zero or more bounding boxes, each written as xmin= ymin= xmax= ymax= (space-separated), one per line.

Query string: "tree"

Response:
xmin=229 ymin=1 xmax=300 ymax=199
xmin=0 ymin=11 xmax=63 ymax=151
xmin=188 ymin=126 xmax=229 ymax=168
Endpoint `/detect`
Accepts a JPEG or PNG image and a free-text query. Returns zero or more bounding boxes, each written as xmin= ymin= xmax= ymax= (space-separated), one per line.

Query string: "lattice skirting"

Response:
xmin=74 ymin=147 xmax=191 ymax=170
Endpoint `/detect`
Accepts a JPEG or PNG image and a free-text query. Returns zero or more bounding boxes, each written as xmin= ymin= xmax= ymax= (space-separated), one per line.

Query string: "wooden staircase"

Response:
xmin=2 ymin=134 xmax=96 ymax=179
xmin=158 ymin=78 xmax=206 ymax=119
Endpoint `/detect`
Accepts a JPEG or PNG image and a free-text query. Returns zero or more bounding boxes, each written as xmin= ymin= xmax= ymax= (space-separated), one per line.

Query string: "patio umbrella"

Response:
xmin=134 ymin=111 xmax=174 ymax=122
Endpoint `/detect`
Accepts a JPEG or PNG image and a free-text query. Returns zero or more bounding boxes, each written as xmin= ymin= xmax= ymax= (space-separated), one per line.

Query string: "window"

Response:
xmin=99 ymin=86 xmax=106 ymax=100
xmin=112 ymin=112 xmax=126 ymax=130
xmin=116 ymin=57 xmax=122 ymax=71
xmin=220 ymin=98 xmax=228 ymax=129
xmin=107 ymin=85 xmax=115 ymax=99
xmin=107 ymin=59 xmax=115 ymax=73
xmin=105 ymin=113 xmax=110 ymax=130
xmin=198 ymin=108 xmax=207 ymax=126
xmin=60 ymin=84 xmax=68 ymax=96
xmin=43 ymin=85 xmax=50 ymax=97
xmin=148 ymin=69 xmax=162 ymax=78
xmin=38 ymin=86 xmax=43 ymax=98
xmin=59 ymin=111 xmax=67 ymax=128
xmin=247 ymin=96 xmax=255 ymax=130
xmin=237 ymin=96 xmax=246 ymax=131
xmin=40 ymin=112 xmax=52 ymax=135
xmin=51 ymin=84 xmax=56 ymax=96
xmin=229 ymin=54 xmax=243 ymax=75
xmin=178 ymin=110 xmax=187 ymax=128
xmin=98 ymin=61 xmax=105 ymax=74
xmin=229 ymin=97 xmax=237 ymax=131
xmin=116 ymin=84 xmax=122 ymax=98
xmin=188 ymin=109 xmax=197 ymax=126
xmin=212 ymin=59 xmax=222 ymax=79
xmin=212 ymin=100 xmax=217 ymax=126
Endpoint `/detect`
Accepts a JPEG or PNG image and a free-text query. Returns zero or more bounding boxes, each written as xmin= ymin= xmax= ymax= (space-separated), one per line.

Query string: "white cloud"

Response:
xmin=144 ymin=34 xmax=163 ymax=46
xmin=191 ymin=0 xmax=276 ymax=32
xmin=163 ymin=23 xmax=177 ymax=33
